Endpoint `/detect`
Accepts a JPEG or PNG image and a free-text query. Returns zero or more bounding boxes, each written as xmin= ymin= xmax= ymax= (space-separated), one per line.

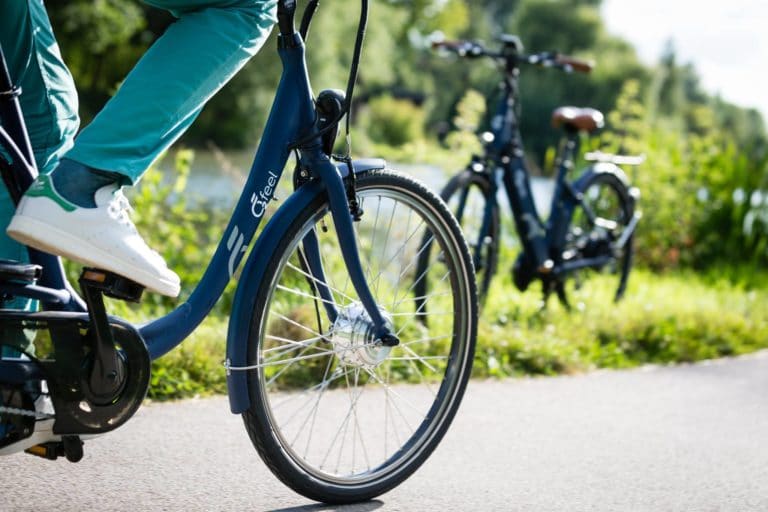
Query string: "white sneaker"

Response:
xmin=7 ymin=175 xmax=181 ymax=297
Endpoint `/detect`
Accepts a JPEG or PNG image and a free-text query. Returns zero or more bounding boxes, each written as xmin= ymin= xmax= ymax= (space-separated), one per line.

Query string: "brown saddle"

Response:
xmin=551 ymin=106 xmax=604 ymax=133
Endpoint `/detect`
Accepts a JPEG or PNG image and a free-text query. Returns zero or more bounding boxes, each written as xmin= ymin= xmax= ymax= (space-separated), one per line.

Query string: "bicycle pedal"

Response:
xmin=25 ymin=435 xmax=84 ymax=463
xmin=80 ymin=268 xmax=144 ymax=303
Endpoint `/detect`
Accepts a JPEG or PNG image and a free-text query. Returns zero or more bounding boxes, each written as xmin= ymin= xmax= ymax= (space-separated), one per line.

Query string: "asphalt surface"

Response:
xmin=2 ymin=351 xmax=767 ymax=511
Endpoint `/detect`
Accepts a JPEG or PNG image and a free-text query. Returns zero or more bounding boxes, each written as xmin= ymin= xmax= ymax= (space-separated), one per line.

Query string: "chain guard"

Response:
xmin=0 ymin=310 xmax=150 ymax=436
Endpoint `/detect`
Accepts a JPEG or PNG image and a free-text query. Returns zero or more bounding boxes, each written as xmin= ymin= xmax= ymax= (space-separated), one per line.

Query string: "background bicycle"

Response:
xmin=415 ymin=35 xmax=641 ymax=311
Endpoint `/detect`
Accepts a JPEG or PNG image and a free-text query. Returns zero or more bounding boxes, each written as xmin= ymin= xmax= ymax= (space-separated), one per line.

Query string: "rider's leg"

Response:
xmin=0 ymin=0 xmax=80 ymax=173
xmin=0 ymin=0 xmax=79 ymax=355
xmin=8 ymin=0 xmax=276 ymax=296
xmin=66 ymin=0 xmax=278 ymax=182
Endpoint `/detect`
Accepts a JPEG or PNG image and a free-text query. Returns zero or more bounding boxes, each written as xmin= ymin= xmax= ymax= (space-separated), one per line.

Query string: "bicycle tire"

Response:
xmin=560 ymin=171 xmax=634 ymax=306
xmin=415 ymin=170 xmax=499 ymax=309
xmin=242 ymin=169 xmax=477 ymax=504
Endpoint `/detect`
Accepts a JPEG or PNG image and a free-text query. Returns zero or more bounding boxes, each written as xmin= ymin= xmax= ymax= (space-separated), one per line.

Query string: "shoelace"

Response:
xmin=107 ymin=191 xmax=165 ymax=263
xmin=109 ymin=192 xmax=137 ymax=233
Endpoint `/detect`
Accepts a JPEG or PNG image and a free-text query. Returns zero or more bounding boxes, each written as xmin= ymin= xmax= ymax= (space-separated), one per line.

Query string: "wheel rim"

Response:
xmin=254 ymin=179 xmax=472 ymax=485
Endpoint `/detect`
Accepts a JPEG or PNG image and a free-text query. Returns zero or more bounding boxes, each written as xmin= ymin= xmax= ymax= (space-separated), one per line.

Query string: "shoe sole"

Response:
xmin=7 ymin=215 xmax=180 ymax=297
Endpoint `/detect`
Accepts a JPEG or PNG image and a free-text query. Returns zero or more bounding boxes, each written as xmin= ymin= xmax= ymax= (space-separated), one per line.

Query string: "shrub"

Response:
xmin=359 ymin=95 xmax=427 ymax=147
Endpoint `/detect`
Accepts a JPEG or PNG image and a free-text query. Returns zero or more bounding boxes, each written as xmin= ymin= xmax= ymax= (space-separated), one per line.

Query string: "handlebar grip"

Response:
xmin=555 ymin=55 xmax=594 ymax=73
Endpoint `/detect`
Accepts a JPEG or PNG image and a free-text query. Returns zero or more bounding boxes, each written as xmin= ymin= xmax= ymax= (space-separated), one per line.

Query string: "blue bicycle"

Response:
xmin=415 ymin=35 xmax=640 ymax=310
xmin=0 ymin=0 xmax=477 ymax=503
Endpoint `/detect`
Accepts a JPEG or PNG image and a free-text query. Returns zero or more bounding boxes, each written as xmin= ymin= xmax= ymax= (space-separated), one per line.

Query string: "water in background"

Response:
xmin=157 ymin=150 xmax=555 ymax=218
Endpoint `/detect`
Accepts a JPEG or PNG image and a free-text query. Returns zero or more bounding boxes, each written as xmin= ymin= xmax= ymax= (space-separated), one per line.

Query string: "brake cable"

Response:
xmin=288 ymin=0 xmax=368 ymax=153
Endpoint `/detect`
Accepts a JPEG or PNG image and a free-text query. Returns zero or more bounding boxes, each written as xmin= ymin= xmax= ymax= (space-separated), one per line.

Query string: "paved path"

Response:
xmin=2 ymin=352 xmax=768 ymax=511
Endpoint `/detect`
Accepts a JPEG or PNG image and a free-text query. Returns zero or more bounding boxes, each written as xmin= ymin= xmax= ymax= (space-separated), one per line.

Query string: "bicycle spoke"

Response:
xmin=276 ymin=284 xmax=340 ymax=308
xmin=301 ymin=358 xmax=335 ymax=459
xmin=361 ymin=367 xmax=417 ymax=434
xmin=248 ymin=173 xmax=475 ymax=489
xmin=366 ymin=196 xmax=383 ymax=283
xmin=389 ymin=311 xmax=451 ymax=316
xmin=399 ymin=236 xmax=441 ymax=298
xmin=388 ymin=208 xmax=415 ymax=310
xmin=397 ymin=344 xmax=439 ymax=373
xmin=285 ymin=260 xmax=355 ymax=305
xmin=319 ymin=369 xmax=366 ymax=472
xmin=265 ymin=342 xmax=327 ymax=387
xmin=396 ymin=269 xmax=451 ymax=337
xmin=399 ymin=333 xmax=453 ymax=347
xmin=370 ymin=216 xmax=426 ymax=293
xmin=271 ymin=366 xmax=352 ymax=413
xmin=392 ymin=290 xmax=451 ymax=308
xmin=374 ymin=198 xmax=398 ymax=297
xmin=263 ymin=334 xmax=325 ymax=354
xmin=390 ymin=225 xmax=440 ymax=310
xmin=271 ymin=312 xmax=326 ymax=339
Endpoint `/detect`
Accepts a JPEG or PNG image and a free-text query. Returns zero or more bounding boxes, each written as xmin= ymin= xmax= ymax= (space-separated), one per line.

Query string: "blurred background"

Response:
xmin=42 ymin=0 xmax=768 ymax=397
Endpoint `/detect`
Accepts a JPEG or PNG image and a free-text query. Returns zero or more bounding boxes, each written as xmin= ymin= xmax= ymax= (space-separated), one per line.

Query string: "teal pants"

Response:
xmin=1 ymin=0 xmax=276 ymax=182
xmin=0 ymin=0 xmax=275 ymax=267
xmin=0 ymin=0 xmax=275 ymax=353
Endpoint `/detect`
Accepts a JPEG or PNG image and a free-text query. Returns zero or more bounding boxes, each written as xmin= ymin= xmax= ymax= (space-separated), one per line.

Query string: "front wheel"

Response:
xmin=242 ymin=169 xmax=477 ymax=504
xmin=557 ymin=171 xmax=634 ymax=307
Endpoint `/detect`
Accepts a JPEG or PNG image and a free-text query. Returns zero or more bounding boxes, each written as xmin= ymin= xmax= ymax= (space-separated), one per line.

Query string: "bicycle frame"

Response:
xmin=0 ymin=20 xmax=393 ymax=414
xmin=475 ymin=73 xmax=552 ymax=268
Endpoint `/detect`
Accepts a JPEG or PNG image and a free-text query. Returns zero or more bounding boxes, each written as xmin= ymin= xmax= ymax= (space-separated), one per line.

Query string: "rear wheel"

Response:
xmin=242 ymin=169 xmax=477 ymax=504
xmin=557 ymin=172 xmax=634 ymax=307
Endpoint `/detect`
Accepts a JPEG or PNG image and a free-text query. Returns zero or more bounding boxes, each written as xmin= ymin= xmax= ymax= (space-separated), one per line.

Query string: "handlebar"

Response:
xmin=431 ymin=38 xmax=593 ymax=74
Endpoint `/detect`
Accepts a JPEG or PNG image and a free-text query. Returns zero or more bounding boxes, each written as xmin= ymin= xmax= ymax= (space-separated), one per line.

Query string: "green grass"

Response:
xmin=474 ymin=268 xmax=768 ymax=378
xmin=142 ymin=267 xmax=768 ymax=400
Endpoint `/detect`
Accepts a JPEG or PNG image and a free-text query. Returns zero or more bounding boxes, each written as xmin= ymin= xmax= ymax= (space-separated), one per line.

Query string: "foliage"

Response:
xmin=598 ymin=79 xmax=768 ymax=269
xmin=143 ymin=265 xmax=768 ymax=400
xmin=47 ymin=1 xmax=158 ymax=121
xmin=40 ymin=0 xmax=768 ymax=401
xmin=358 ymin=95 xmax=427 ymax=147
xmin=443 ymin=89 xmax=486 ymax=155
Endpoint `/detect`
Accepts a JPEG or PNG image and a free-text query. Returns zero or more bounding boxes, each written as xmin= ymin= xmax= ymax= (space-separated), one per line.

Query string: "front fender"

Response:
xmin=225 ymin=179 xmax=323 ymax=413
xmin=336 ymin=157 xmax=386 ymax=177
xmin=226 ymin=159 xmax=384 ymax=414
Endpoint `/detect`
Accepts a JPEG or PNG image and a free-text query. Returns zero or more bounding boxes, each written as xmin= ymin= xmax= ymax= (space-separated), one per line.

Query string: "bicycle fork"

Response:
xmin=298 ymin=149 xmax=399 ymax=347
